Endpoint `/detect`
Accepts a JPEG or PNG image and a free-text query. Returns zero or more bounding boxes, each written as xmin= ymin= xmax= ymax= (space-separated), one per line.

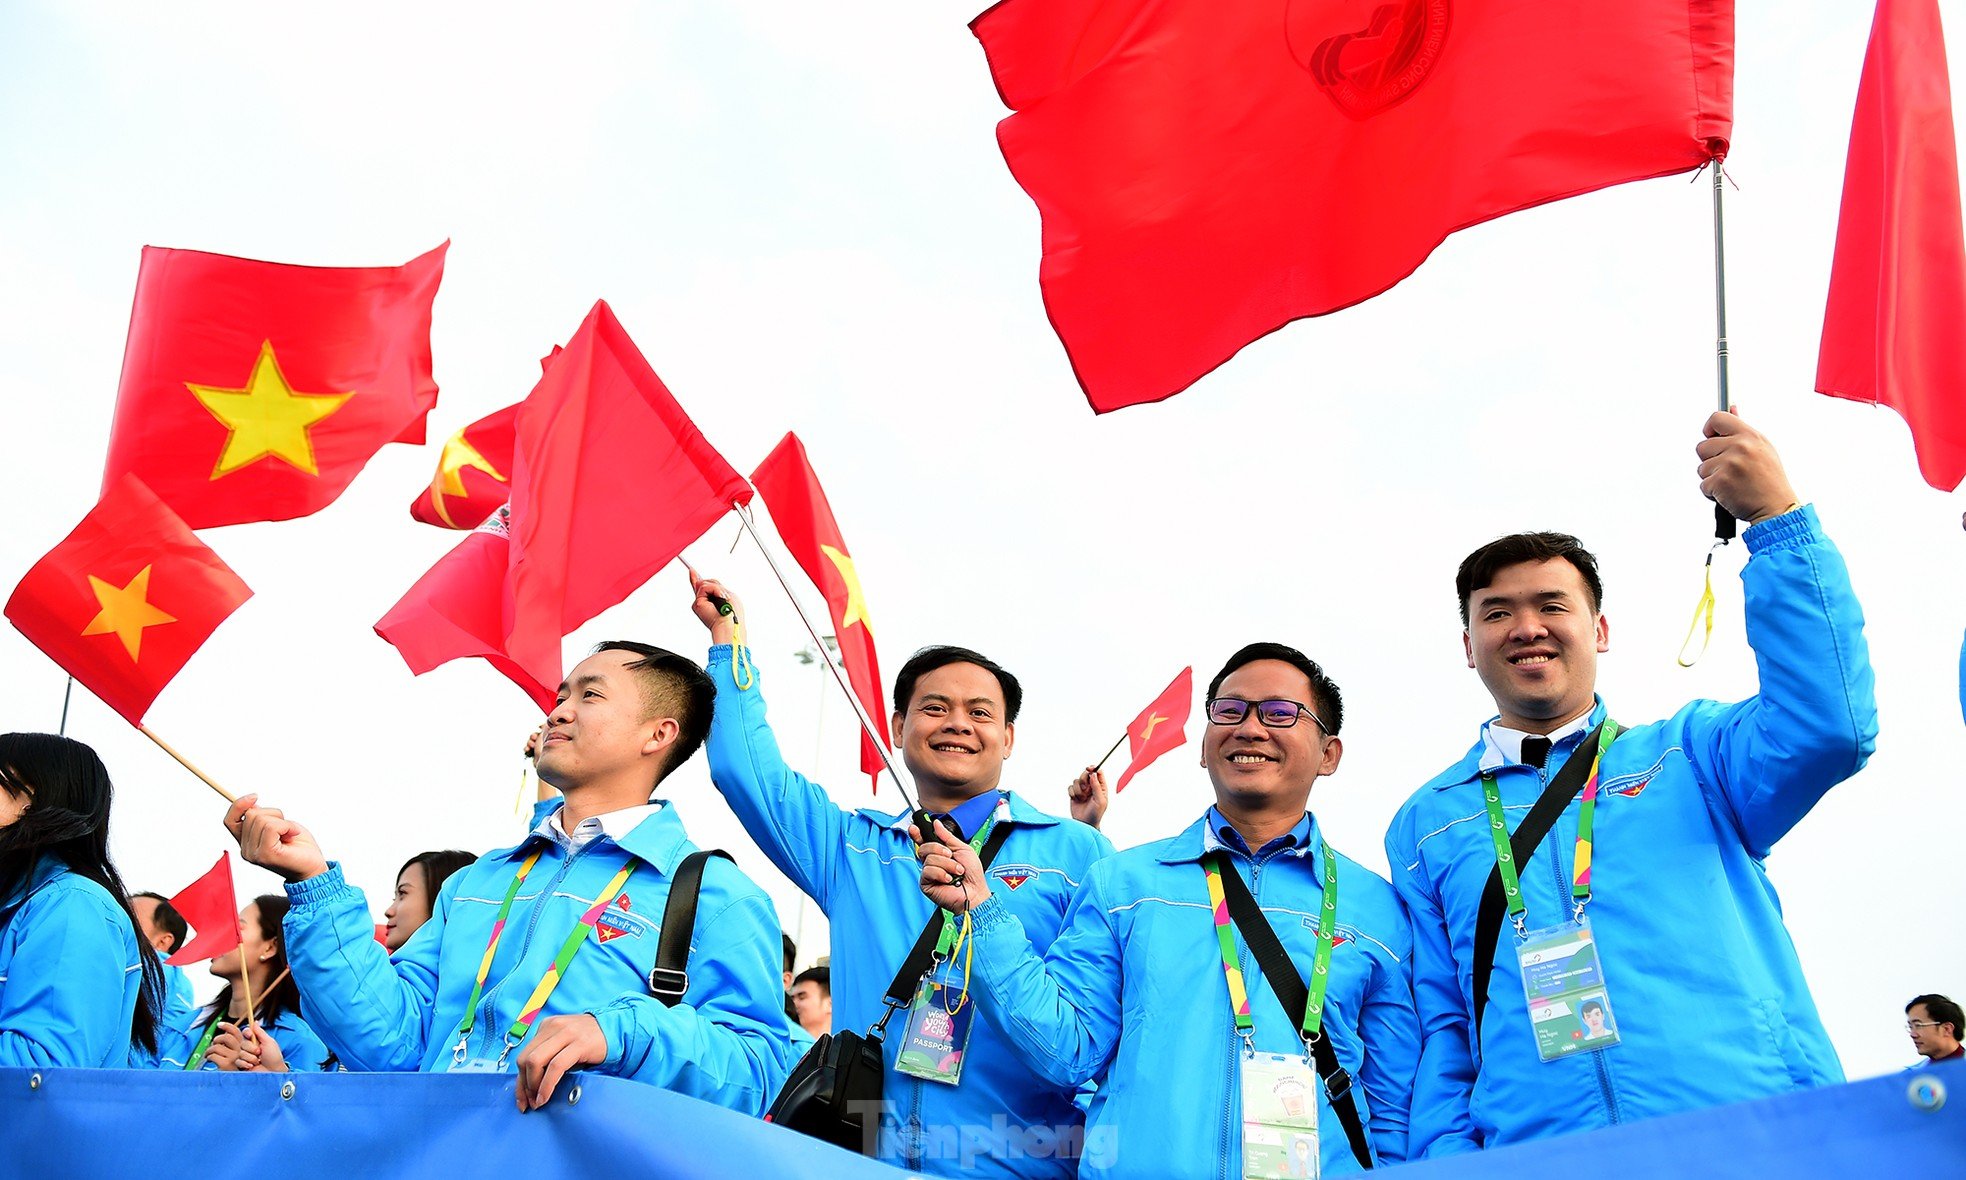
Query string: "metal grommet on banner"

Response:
xmin=567 ymin=1083 xmax=583 ymax=1106
xmin=1906 ymin=1075 xmax=1947 ymax=1112
xmin=280 ymin=1080 xmax=296 ymax=1102
xmin=27 ymin=1073 xmax=41 ymax=1091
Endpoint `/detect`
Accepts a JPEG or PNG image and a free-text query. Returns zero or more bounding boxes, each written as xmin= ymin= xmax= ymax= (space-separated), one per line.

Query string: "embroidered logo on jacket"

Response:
xmin=596 ymin=893 xmax=639 ymax=944
xmin=1612 ymin=776 xmax=1653 ymax=799
xmin=992 ymin=865 xmax=1036 ymax=890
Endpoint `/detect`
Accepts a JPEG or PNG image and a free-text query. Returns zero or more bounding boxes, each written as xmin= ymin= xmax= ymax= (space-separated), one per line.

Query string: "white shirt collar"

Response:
xmin=1479 ymin=710 xmax=1594 ymax=773
xmin=532 ymin=801 xmax=664 ymax=853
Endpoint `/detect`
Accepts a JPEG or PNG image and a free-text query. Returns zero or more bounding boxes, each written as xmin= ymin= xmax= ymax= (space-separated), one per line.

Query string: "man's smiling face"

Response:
xmin=1202 ymin=659 xmax=1339 ymax=813
xmin=892 ymin=661 xmax=1014 ymax=799
xmin=1463 ymin=558 xmax=1609 ymax=732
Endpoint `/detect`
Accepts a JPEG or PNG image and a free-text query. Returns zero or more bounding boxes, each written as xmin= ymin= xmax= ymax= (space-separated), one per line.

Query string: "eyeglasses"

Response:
xmin=1907 ymin=1020 xmax=1945 ymax=1031
xmin=1205 ymin=697 xmax=1333 ymax=734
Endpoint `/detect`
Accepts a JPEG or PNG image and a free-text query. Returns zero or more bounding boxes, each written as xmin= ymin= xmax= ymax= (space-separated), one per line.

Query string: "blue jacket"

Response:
xmin=156 ymin=1003 xmax=332 ymax=1072
xmin=1385 ymin=506 xmax=1877 ymax=1154
xmin=0 ymin=855 xmax=142 ymax=1068
xmin=964 ymin=811 xmax=1417 ymax=1179
xmin=282 ymin=802 xmax=798 ymax=1114
xmin=703 ymin=647 xmax=1115 ymax=1176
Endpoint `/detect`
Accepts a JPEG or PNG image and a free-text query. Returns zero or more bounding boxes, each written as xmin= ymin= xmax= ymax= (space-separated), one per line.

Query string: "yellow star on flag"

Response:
xmin=81 ymin=565 xmax=177 ymax=661
xmin=1139 ymin=713 xmax=1168 ymax=740
xmin=820 ymin=544 xmax=874 ymax=634
xmin=427 ymin=428 xmax=507 ymax=527
xmin=186 ymin=340 xmax=355 ymax=479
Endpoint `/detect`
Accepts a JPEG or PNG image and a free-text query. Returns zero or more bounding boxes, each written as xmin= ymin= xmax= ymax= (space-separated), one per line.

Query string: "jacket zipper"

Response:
xmin=471 ymin=844 xmax=589 ymax=1060
xmin=1540 ymin=759 xmax=1621 ymax=1127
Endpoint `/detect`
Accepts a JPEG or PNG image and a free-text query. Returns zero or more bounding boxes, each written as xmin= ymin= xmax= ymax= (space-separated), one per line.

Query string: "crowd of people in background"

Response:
xmin=0 ymin=412 xmax=1957 ymax=1177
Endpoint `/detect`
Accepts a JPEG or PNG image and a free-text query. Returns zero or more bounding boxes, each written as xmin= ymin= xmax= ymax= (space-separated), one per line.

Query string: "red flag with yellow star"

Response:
xmin=411 ymin=402 xmax=518 ymax=529
xmin=5 ymin=475 xmax=253 ymax=725
xmin=1115 ymin=667 xmax=1192 ymax=792
xmin=750 ymin=433 xmax=891 ymax=788
xmin=102 ymin=242 xmax=447 ymax=528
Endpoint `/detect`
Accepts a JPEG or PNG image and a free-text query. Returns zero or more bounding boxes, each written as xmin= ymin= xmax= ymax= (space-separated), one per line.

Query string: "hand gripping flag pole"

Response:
xmin=730 ymin=502 xmax=928 ymax=824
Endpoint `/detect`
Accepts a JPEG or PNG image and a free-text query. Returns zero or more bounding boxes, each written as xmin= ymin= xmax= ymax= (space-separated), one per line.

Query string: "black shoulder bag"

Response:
xmin=765 ymin=822 xmax=1014 ymax=1153
xmin=1470 ymin=720 xmax=1613 ymax=1044
xmin=647 ymin=849 xmax=732 ymax=1006
xmin=1212 ymin=855 xmax=1376 ymax=1171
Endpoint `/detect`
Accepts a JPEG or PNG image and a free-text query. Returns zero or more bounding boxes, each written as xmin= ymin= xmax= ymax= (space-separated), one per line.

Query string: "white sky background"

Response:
xmin=1 ymin=1 xmax=1961 ymax=1081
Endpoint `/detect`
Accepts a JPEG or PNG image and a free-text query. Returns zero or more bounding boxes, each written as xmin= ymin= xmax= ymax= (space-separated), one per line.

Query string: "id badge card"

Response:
xmin=894 ymin=977 xmax=976 ymax=1086
xmin=1239 ymin=1051 xmax=1320 ymax=1180
xmin=1516 ymin=917 xmax=1621 ymax=1062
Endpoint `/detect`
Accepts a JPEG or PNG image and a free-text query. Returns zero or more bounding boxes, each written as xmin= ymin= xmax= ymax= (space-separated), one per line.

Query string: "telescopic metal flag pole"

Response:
xmin=58 ymin=676 xmax=74 ymax=736
xmin=730 ymin=502 xmax=921 ymax=814
xmin=1710 ymin=161 xmax=1738 ymax=543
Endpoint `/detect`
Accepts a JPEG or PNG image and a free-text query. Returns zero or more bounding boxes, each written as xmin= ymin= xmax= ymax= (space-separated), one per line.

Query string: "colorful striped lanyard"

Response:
xmin=182 ymin=1013 xmax=223 ymax=1070
xmin=1480 ymin=720 xmax=1620 ymax=936
xmin=451 ymin=848 xmax=638 ymax=1066
xmin=1203 ymin=841 xmax=1339 ymax=1048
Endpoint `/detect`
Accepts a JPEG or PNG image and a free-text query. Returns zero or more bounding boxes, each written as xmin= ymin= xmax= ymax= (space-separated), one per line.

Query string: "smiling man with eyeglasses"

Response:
xmin=915 ymin=641 xmax=1418 ymax=1178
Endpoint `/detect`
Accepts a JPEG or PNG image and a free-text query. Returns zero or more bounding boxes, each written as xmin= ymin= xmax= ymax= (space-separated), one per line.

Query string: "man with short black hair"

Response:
xmin=1388 ymin=412 xmax=1877 ymax=1154
xmin=131 ymin=892 xmax=196 ymax=1018
xmin=791 ymin=965 xmax=832 ymax=1039
xmin=1907 ymin=995 xmax=1964 ymax=1066
xmin=689 ymin=576 xmax=1112 ymax=1176
xmin=226 ymin=641 xmax=796 ymax=1114
xmin=917 ymin=641 xmax=1418 ymax=1177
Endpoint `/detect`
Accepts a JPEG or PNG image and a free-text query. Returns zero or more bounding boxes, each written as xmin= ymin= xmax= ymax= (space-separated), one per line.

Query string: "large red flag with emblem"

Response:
xmin=411 ymin=402 xmax=519 ymax=529
xmin=102 ymin=243 xmax=447 ymax=526
xmin=751 ymin=433 xmax=891 ymax=788
xmin=1115 ymin=667 xmax=1193 ymax=792
xmin=164 ymin=852 xmax=241 ymax=967
xmin=377 ymin=302 xmax=752 ymax=707
xmin=973 ymin=0 xmax=1735 ymax=412
xmin=1816 ymin=0 xmax=1966 ymax=492
xmin=5 ymin=475 xmax=253 ymax=725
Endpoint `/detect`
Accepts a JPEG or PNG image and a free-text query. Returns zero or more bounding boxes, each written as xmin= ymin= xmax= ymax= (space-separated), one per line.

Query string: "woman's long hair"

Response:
xmin=206 ymin=894 xmax=302 ymax=1033
xmin=0 ymin=733 xmax=164 ymax=1054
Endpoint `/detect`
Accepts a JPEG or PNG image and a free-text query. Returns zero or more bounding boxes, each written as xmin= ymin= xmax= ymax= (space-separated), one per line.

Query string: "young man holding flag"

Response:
xmin=689 ymin=577 xmax=1112 ymax=1176
xmin=915 ymin=642 xmax=1418 ymax=1178
xmin=225 ymin=642 xmax=797 ymax=1113
xmin=1385 ymin=411 xmax=1878 ymax=1154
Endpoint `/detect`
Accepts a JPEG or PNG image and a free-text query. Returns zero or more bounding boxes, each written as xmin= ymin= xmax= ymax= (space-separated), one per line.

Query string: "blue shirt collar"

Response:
xmin=1201 ymin=806 xmax=1314 ymax=859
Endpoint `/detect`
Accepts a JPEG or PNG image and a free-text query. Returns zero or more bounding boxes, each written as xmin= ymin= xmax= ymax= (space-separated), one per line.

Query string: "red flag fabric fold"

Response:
xmin=1815 ymin=0 xmax=1966 ymax=492
xmin=5 ymin=475 xmax=253 ymax=725
xmin=1115 ymin=667 xmax=1193 ymax=793
xmin=377 ymin=301 xmax=752 ymax=706
xmin=102 ymin=242 xmax=447 ymax=526
xmin=750 ymin=433 xmax=892 ymax=788
xmin=165 ymin=852 xmax=240 ymax=967
xmin=412 ymin=402 xmax=519 ymax=530
xmin=973 ymin=0 xmax=1736 ymax=412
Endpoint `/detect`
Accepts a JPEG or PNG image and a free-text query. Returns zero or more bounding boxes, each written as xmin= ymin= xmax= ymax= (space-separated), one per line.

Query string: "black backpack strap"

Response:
xmin=650 ymin=849 xmax=734 ymax=1006
xmin=1211 ymin=852 xmax=1375 ymax=1171
xmin=1470 ymin=720 xmax=1613 ymax=1043
xmin=874 ymin=821 xmax=1016 ymax=1026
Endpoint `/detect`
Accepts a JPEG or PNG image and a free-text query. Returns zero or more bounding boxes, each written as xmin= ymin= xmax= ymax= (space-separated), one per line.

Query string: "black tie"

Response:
xmin=1520 ymin=736 xmax=1552 ymax=770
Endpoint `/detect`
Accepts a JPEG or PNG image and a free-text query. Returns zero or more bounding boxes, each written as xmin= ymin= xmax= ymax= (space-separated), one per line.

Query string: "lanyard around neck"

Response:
xmin=183 ymin=1013 xmax=224 ymax=1070
xmin=1481 ymin=719 xmax=1619 ymax=932
xmin=452 ymin=847 xmax=638 ymax=1063
xmin=1202 ymin=841 xmax=1339 ymax=1044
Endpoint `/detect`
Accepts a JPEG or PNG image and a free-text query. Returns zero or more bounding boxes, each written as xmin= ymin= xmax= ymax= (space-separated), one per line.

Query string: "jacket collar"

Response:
xmin=867 ymin=789 xmax=1063 ymax=832
xmin=1156 ymin=810 xmax=1327 ymax=865
xmin=1436 ymin=697 xmax=1608 ymax=788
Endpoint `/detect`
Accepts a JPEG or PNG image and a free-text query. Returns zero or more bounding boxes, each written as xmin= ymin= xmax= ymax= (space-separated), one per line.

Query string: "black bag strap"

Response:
xmin=1470 ymin=720 xmax=1613 ymax=1042
xmin=1211 ymin=854 xmax=1375 ymax=1172
xmin=875 ymin=820 xmax=1016 ymax=1020
xmin=649 ymin=849 xmax=733 ymax=1006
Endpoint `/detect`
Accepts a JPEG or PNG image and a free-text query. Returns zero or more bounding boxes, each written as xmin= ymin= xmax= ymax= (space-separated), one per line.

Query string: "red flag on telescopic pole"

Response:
xmin=1815 ymin=0 xmax=1966 ymax=492
xmin=165 ymin=852 xmax=240 ymax=967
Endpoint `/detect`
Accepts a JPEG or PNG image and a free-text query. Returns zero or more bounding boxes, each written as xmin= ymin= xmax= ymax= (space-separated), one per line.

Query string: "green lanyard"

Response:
xmin=451 ymin=847 xmax=639 ymax=1066
xmin=1480 ymin=720 xmax=1619 ymax=936
xmin=1202 ymin=841 xmax=1339 ymax=1046
xmin=182 ymin=1013 xmax=223 ymax=1070
xmin=932 ymin=808 xmax=1001 ymax=959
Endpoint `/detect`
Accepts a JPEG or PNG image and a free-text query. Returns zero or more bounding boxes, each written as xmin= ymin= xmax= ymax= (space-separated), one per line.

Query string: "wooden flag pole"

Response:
xmin=1093 ymin=731 xmax=1128 ymax=774
xmin=238 ymin=948 xmax=259 ymax=1040
xmin=137 ymin=725 xmax=237 ymax=804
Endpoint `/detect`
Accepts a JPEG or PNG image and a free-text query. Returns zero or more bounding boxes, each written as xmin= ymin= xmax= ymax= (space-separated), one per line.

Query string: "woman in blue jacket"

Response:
xmin=0 ymin=732 xmax=163 ymax=1066
xmin=158 ymin=895 xmax=329 ymax=1072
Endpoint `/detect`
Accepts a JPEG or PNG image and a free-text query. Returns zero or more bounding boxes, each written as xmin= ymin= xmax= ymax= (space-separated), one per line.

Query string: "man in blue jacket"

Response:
xmin=1386 ymin=411 xmax=1878 ymax=1154
xmin=688 ymin=576 xmax=1113 ymax=1176
xmin=226 ymin=641 xmax=797 ymax=1114
xmin=917 ymin=643 xmax=1418 ymax=1178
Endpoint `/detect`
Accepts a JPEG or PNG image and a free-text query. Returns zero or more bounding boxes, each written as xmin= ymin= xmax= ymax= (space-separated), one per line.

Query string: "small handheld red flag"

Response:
xmin=103 ymin=242 xmax=447 ymax=527
xmin=6 ymin=475 xmax=253 ymax=725
xmin=751 ymin=433 xmax=892 ymax=788
xmin=1816 ymin=0 xmax=1966 ymax=491
xmin=411 ymin=402 xmax=519 ymax=529
xmin=165 ymin=852 xmax=241 ymax=967
xmin=1115 ymin=667 xmax=1193 ymax=792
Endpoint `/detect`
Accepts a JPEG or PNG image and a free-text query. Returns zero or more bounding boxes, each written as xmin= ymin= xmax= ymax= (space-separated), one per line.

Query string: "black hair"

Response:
xmin=782 ymin=933 xmax=797 ymax=976
xmin=133 ymin=890 xmax=189 ymax=955
xmin=792 ymin=965 xmax=831 ymax=996
xmin=1581 ymin=999 xmax=1606 ymax=1017
xmin=1909 ymin=994 xmax=1964 ymax=1038
xmin=0 ymin=734 xmax=164 ymax=1055
xmin=1455 ymin=532 xmax=1604 ymax=627
xmin=1206 ymin=643 xmax=1344 ymax=735
xmin=397 ymin=850 xmax=475 ymax=902
xmin=204 ymin=894 xmax=306 ymax=1052
xmin=892 ymin=646 xmax=1023 ymax=724
xmin=590 ymin=641 xmax=716 ymax=783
